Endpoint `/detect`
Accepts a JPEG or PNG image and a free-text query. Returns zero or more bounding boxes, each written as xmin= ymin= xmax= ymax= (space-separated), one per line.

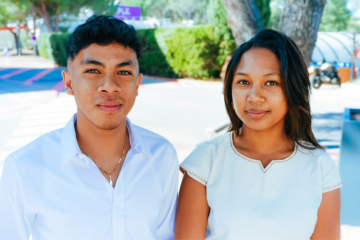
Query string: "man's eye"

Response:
xmin=118 ymin=71 xmax=131 ymax=75
xmin=265 ymin=81 xmax=278 ymax=86
xmin=85 ymin=69 xmax=100 ymax=74
xmin=237 ymin=80 xmax=249 ymax=85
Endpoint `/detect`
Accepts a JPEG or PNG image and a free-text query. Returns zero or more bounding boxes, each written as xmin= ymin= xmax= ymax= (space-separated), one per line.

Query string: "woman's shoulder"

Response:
xmin=179 ymin=132 xmax=232 ymax=185
xmin=296 ymin=141 xmax=331 ymax=161
xmin=296 ymin=142 xmax=342 ymax=193
xmin=193 ymin=131 xmax=232 ymax=154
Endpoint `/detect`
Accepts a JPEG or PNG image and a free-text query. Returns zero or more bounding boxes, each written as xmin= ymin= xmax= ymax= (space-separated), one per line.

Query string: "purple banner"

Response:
xmin=114 ymin=6 xmax=141 ymax=21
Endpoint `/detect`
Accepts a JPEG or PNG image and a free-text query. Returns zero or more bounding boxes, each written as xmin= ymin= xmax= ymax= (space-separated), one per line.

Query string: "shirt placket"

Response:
xmin=112 ymin=171 xmax=125 ymax=239
xmin=112 ymin=149 xmax=136 ymax=239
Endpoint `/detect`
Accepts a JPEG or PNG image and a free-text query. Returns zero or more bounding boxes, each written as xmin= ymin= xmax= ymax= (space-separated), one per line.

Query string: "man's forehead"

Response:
xmin=68 ymin=43 xmax=138 ymax=69
xmin=75 ymin=43 xmax=137 ymax=62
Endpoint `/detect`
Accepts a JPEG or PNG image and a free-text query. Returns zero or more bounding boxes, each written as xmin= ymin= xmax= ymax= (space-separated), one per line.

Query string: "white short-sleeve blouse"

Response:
xmin=180 ymin=132 xmax=342 ymax=240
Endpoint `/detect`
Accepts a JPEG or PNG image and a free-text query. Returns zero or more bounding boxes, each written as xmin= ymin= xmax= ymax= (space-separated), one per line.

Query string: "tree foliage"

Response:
xmin=0 ymin=0 xmax=29 ymax=54
xmin=8 ymin=0 xmax=117 ymax=32
xmin=319 ymin=0 xmax=351 ymax=31
xmin=268 ymin=0 xmax=283 ymax=29
xmin=254 ymin=0 xmax=270 ymax=28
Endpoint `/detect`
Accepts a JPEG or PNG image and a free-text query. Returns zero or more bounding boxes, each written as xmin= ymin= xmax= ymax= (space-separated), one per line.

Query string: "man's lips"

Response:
xmin=97 ymin=104 xmax=122 ymax=113
xmin=246 ymin=110 xmax=269 ymax=119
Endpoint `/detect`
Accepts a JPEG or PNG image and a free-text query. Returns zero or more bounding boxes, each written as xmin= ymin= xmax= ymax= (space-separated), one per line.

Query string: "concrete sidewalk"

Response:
xmin=0 ymin=56 xmax=56 ymax=69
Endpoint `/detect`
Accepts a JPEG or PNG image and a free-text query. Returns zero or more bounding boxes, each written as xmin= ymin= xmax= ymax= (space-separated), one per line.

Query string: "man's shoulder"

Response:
xmin=133 ymin=124 xmax=173 ymax=147
xmin=7 ymin=128 xmax=63 ymax=166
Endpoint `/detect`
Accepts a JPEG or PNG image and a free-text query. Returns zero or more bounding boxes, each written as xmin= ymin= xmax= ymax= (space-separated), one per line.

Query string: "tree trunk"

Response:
xmin=6 ymin=26 xmax=19 ymax=55
xmin=36 ymin=0 xmax=53 ymax=32
xmin=223 ymin=0 xmax=263 ymax=46
xmin=54 ymin=3 xmax=60 ymax=32
xmin=278 ymin=0 xmax=326 ymax=65
xmin=55 ymin=14 xmax=59 ymax=32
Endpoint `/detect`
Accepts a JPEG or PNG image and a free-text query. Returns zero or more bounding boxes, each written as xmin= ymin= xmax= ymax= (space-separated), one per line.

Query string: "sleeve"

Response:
xmin=0 ymin=156 xmax=34 ymax=239
xmin=320 ymin=152 xmax=342 ymax=193
xmin=180 ymin=142 xmax=213 ymax=186
xmin=156 ymin=147 xmax=179 ymax=240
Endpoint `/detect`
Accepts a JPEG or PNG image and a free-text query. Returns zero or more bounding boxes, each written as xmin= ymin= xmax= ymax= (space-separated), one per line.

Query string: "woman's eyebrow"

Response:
xmin=235 ymin=72 xmax=280 ymax=76
xmin=235 ymin=72 xmax=249 ymax=76
xmin=263 ymin=73 xmax=280 ymax=76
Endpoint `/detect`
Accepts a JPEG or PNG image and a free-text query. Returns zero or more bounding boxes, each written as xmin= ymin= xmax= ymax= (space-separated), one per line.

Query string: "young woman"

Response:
xmin=175 ymin=29 xmax=342 ymax=240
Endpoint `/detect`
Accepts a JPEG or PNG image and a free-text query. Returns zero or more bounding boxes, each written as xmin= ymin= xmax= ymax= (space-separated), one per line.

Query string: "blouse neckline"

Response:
xmin=229 ymin=132 xmax=298 ymax=173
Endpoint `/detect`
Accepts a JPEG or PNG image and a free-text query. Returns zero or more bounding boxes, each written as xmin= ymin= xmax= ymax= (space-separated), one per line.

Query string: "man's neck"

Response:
xmin=75 ymin=112 xmax=128 ymax=168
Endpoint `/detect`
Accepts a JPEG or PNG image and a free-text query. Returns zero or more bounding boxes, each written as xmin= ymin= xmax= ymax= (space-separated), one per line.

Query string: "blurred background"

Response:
xmin=0 ymin=0 xmax=359 ymax=239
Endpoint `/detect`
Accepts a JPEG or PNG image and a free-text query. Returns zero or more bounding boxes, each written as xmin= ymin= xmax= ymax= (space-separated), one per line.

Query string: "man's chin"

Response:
xmin=96 ymin=123 xmax=122 ymax=130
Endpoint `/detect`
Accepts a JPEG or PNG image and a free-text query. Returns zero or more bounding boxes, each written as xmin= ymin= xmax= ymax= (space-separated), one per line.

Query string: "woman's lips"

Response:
xmin=98 ymin=105 xmax=121 ymax=113
xmin=246 ymin=111 xmax=268 ymax=119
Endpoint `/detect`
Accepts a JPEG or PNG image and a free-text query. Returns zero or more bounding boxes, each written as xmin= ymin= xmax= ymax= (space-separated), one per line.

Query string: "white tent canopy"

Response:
xmin=312 ymin=32 xmax=360 ymax=64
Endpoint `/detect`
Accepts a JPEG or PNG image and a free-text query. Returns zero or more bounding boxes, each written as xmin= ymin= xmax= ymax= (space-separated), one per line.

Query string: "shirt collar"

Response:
xmin=60 ymin=114 xmax=152 ymax=165
xmin=126 ymin=117 xmax=153 ymax=157
xmin=60 ymin=114 xmax=81 ymax=165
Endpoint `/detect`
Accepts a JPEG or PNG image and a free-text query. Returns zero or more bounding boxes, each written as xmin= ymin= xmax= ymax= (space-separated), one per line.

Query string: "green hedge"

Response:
xmin=38 ymin=25 xmax=235 ymax=79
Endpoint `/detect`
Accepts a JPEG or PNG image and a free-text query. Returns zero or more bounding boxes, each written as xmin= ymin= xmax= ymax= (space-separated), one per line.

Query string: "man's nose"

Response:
xmin=98 ymin=74 xmax=121 ymax=94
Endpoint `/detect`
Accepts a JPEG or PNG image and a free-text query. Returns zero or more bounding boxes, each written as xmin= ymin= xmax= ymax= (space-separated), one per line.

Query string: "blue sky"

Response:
xmin=347 ymin=0 xmax=360 ymax=18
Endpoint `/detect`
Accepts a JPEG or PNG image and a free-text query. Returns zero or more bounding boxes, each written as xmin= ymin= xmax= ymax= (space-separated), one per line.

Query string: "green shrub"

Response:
xmin=20 ymin=35 xmax=32 ymax=50
xmin=50 ymin=33 xmax=71 ymax=67
xmin=38 ymin=33 xmax=70 ymax=66
xmin=38 ymin=33 xmax=54 ymax=61
xmin=165 ymin=25 xmax=218 ymax=78
xmin=137 ymin=28 xmax=177 ymax=77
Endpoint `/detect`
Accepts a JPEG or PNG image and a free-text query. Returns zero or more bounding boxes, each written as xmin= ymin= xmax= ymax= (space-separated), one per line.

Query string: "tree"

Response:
xmin=10 ymin=0 xmax=117 ymax=33
xmin=278 ymin=0 xmax=326 ymax=64
xmin=0 ymin=0 xmax=29 ymax=54
xmin=222 ymin=0 xmax=263 ymax=46
xmin=166 ymin=0 xmax=208 ymax=23
xmin=268 ymin=0 xmax=283 ymax=30
xmin=207 ymin=0 xmax=227 ymax=26
xmin=254 ymin=0 xmax=270 ymax=28
xmin=319 ymin=0 xmax=351 ymax=32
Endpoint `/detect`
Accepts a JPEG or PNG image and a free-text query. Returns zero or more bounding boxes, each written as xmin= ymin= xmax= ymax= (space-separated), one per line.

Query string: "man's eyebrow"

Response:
xmin=116 ymin=60 xmax=136 ymax=68
xmin=80 ymin=58 xmax=105 ymax=67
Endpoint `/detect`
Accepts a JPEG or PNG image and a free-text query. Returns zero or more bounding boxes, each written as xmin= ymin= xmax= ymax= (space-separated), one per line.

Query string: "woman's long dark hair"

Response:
xmin=224 ymin=29 xmax=323 ymax=150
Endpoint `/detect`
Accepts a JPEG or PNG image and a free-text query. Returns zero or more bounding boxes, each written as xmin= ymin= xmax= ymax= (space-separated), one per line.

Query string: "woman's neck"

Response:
xmin=234 ymin=121 xmax=295 ymax=164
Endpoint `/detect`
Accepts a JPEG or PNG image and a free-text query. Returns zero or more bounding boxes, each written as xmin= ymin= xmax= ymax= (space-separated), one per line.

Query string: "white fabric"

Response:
xmin=180 ymin=132 xmax=342 ymax=240
xmin=0 ymin=114 xmax=179 ymax=240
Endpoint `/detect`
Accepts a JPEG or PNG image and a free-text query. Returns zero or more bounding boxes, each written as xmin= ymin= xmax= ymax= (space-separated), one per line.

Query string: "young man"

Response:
xmin=0 ymin=16 xmax=179 ymax=239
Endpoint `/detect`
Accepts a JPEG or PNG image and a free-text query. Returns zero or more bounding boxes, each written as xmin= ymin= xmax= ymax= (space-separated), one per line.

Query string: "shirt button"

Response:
xmin=115 ymin=206 xmax=120 ymax=211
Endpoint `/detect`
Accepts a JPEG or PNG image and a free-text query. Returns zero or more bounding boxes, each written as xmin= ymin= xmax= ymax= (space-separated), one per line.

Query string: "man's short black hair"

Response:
xmin=66 ymin=15 xmax=145 ymax=61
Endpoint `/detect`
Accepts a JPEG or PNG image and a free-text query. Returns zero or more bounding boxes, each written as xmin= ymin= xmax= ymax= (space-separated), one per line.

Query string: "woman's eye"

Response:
xmin=118 ymin=71 xmax=131 ymax=75
xmin=237 ymin=80 xmax=249 ymax=85
xmin=85 ymin=69 xmax=100 ymax=74
xmin=265 ymin=81 xmax=278 ymax=86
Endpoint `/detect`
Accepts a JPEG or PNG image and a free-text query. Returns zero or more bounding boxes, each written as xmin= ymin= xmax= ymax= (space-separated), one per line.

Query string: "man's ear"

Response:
xmin=62 ymin=70 xmax=74 ymax=95
xmin=135 ymin=73 xmax=143 ymax=96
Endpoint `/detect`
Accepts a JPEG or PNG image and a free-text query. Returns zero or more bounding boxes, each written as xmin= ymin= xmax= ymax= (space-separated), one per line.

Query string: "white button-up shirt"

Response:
xmin=0 ymin=114 xmax=179 ymax=240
